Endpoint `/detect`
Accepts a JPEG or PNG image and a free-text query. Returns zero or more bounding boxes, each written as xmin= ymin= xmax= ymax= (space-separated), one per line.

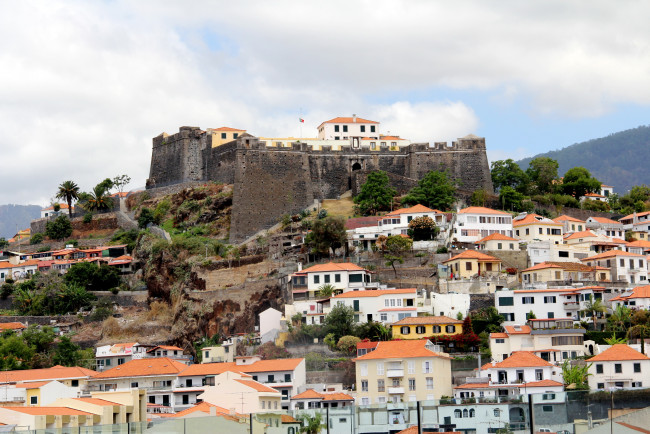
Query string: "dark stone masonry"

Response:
xmin=147 ymin=127 xmax=494 ymax=242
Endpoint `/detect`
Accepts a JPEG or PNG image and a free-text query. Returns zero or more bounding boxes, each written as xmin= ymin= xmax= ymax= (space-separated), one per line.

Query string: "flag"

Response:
xmin=299 ymin=118 xmax=304 ymax=123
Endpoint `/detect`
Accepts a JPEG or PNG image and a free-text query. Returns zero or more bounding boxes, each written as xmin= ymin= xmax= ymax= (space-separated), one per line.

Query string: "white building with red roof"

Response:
xmin=328 ymin=287 xmax=419 ymax=324
xmin=290 ymin=388 xmax=354 ymax=410
xmin=489 ymin=318 xmax=588 ymax=363
xmin=346 ymin=204 xmax=448 ymax=251
xmin=317 ymin=115 xmax=380 ymax=144
xmin=521 ymin=261 xmax=611 ymax=287
xmin=581 ymin=249 xmax=649 ymax=284
xmin=290 ymin=262 xmax=373 ymax=299
xmin=586 ymin=216 xmax=625 ymax=239
xmin=453 ymin=206 xmax=513 ymax=244
xmin=197 ymin=371 xmax=283 ymax=414
xmin=454 ymin=352 xmax=563 ymax=400
xmin=512 ymin=213 xmax=564 ymax=244
xmin=610 ymin=285 xmax=650 ymax=310
xmin=476 ymin=233 xmax=520 ymax=251
xmin=553 ymin=215 xmax=586 ymax=234
xmin=587 ymin=344 xmax=650 ymax=390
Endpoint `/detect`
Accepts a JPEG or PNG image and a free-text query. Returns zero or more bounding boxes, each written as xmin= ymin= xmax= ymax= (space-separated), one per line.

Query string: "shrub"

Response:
xmin=30 ymin=233 xmax=44 ymax=245
xmin=138 ymin=208 xmax=155 ymax=229
xmin=317 ymin=209 xmax=328 ymax=219
xmin=88 ymin=307 xmax=112 ymax=322
xmin=436 ymin=246 xmax=448 ymax=254
xmin=0 ymin=283 xmax=14 ymax=300
xmin=37 ymin=245 xmax=51 ymax=252
xmin=83 ymin=213 xmax=93 ymax=224
xmin=45 ymin=215 xmax=72 ymax=240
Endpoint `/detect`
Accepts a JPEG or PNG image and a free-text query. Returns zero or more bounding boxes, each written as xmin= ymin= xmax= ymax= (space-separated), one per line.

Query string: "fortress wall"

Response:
xmin=205 ymin=140 xmax=238 ymax=184
xmin=147 ymin=127 xmax=204 ymax=188
xmin=230 ymin=148 xmax=315 ymax=242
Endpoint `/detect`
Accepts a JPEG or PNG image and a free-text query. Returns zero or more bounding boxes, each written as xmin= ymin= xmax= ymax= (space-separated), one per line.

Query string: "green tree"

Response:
xmin=561 ymin=167 xmax=601 ymax=198
xmin=22 ymin=325 xmax=55 ymax=353
xmin=317 ymin=283 xmax=335 ymax=298
xmin=0 ymin=333 xmax=35 ymax=370
xmin=52 ymin=336 xmax=85 ymax=366
xmin=383 ymin=235 xmax=413 ymax=276
xmin=30 ymin=233 xmax=44 ymax=245
xmin=112 ymin=174 xmax=131 ymax=194
xmin=581 ymin=296 xmax=607 ymax=330
xmin=336 ymin=335 xmax=361 ymax=355
xmin=56 ymin=180 xmax=80 ymax=218
xmin=470 ymin=188 xmax=489 ymax=207
xmin=305 ymin=216 xmax=348 ymax=257
xmin=471 ymin=307 xmax=504 ymax=334
xmin=491 ymin=159 xmax=529 ymax=193
xmin=498 ymin=186 xmax=530 ymax=212
xmin=355 ymin=321 xmax=391 ymax=341
xmin=561 ymin=360 xmax=591 ymax=389
xmin=45 ymin=215 xmax=72 ymax=240
xmin=582 ymin=199 xmax=610 ymax=212
xmin=297 ymin=412 xmax=325 ymax=434
xmin=96 ymin=178 xmax=114 ymax=194
xmin=0 ymin=238 xmax=8 ymax=249
xmin=64 ymin=262 xmax=121 ymax=292
xmin=526 ymin=157 xmax=559 ymax=194
xmin=401 ymin=170 xmax=456 ymax=210
xmin=407 ymin=216 xmax=439 ymax=241
xmin=607 ymin=304 xmax=631 ymax=333
xmin=83 ymin=184 xmax=114 ymax=212
xmin=138 ymin=208 xmax=155 ymax=229
xmin=324 ymin=304 xmax=355 ymax=343
xmin=353 ymin=171 xmax=397 ymax=215
xmin=254 ymin=342 xmax=291 ymax=360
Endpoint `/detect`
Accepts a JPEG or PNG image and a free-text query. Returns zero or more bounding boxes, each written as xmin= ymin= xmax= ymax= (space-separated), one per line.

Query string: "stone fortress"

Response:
xmin=147 ymin=116 xmax=494 ymax=242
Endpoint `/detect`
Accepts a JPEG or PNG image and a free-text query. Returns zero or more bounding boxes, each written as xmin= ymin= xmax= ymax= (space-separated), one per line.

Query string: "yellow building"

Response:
xmin=354 ymin=340 xmax=452 ymax=405
xmin=208 ymin=127 xmax=246 ymax=147
xmin=443 ymin=250 xmax=502 ymax=279
xmin=53 ymin=389 xmax=147 ymax=425
xmin=391 ymin=316 xmax=463 ymax=339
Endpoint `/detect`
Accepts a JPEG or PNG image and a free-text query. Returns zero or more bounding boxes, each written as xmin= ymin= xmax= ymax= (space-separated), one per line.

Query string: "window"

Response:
xmin=496 ymin=338 xmax=505 ymax=344
xmin=544 ymin=296 xmax=556 ymax=303
xmin=377 ymin=379 xmax=385 ymax=392
xmin=543 ymin=393 xmax=556 ymax=400
xmin=335 ymin=274 xmax=341 ymax=283
xmin=465 ymin=262 xmax=472 ymax=271
xmin=30 ymin=396 xmax=37 ymax=405
xmin=408 ymin=361 xmax=415 ymax=374
xmin=423 ymin=361 xmax=431 ymax=373
xmin=454 ymin=409 xmax=462 ymax=418
xmin=349 ymin=274 xmax=363 ymax=283
xmin=268 ymin=374 xmax=274 ymax=383
xmin=502 ymin=313 xmax=515 ymax=321
xmin=542 ymin=405 xmax=553 ymax=412
xmin=261 ymin=401 xmax=265 ymax=409
xmin=380 ymin=313 xmax=387 ymax=321
xmin=360 ymin=363 xmax=368 ymax=376
xmin=343 ymin=125 xmax=348 ymax=132
xmin=632 ymin=382 xmax=643 ymax=388
xmin=285 ymin=373 xmax=291 ymax=382
xmin=522 ymin=296 xmax=535 ymax=304
xmin=416 ymin=326 xmax=426 ymax=334
xmin=615 ymin=364 xmax=622 ymax=373
xmin=432 ymin=325 xmax=441 ymax=333
xmin=596 ymin=364 xmax=603 ymax=374
xmin=499 ymin=297 xmax=514 ymax=306
xmin=361 ymin=397 xmax=370 ymax=405
xmin=634 ymin=363 xmax=641 ymax=373
xmin=526 ymin=228 xmax=530 ymax=235
xmin=314 ymin=275 xmax=320 ymax=284
xmin=597 ymin=383 xmax=605 ymax=389
xmin=360 ymin=126 xmax=365 ymax=132
xmin=377 ymin=363 xmax=384 ymax=375
xmin=131 ymin=382 xmax=139 ymax=388
xmin=409 ymin=378 xmax=416 ymax=390
xmin=558 ymin=251 xmax=569 ymax=258
xmin=324 ymin=274 xmax=330 ymax=283
xmin=71 ymin=380 xmax=79 ymax=387
xmin=497 ymin=243 xmax=503 ymax=249
xmin=400 ymin=326 xmax=411 ymax=335
xmin=469 ymin=409 xmax=475 ymax=417
xmin=361 ymin=380 xmax=368 ymax=391
xmin=334 ymin=125 xmax=339 ymax=132
xmin=446 ymin=325 xmax=456 ymax=333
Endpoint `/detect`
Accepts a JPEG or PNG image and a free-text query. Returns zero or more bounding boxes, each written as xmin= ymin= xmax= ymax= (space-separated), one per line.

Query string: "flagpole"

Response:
xmin=299 ymin=107 xmax=303 ymax=139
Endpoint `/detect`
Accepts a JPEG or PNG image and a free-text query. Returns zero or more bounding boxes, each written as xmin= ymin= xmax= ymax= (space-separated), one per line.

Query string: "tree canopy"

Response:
xmin=401 ymin=170 xmax=456 ymax=210
xmin=56 ymin=181 xmax=80 ymax=218
xmin=526 ymin=157 xmax=559 ymax=194
xmin=324 ymin=304 xmax=355 ymax=342
xmin=45 ymin=215 xmax=72 ymax=240
xmin=491 ymin=159 xmax=529 ymax=193
xmin=305 ymin=216 xmax=347 ymax=257
xmin=407 ymin=216 xmax=439 ymax=241
xmin=560 ymin=167 xmax=601 ymax=198
xmin=353 ymin=171 xmax=396 ymax=215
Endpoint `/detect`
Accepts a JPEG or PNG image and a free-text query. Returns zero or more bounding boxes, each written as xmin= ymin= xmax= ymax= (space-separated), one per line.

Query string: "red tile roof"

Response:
xmin=0 ymin=366 xmax=96 ymax=383
xmin=503 ymin=326 xmax=532 ymax=335
xmin=179 ymin=358 xmax=304 ymax=377
xmin=345 ymin=216 xmax=380 ymax=230
xmin=443 ymin=250 xmax=501 ymax=263
xmin=91 ymin=358 xmax=188 ymax=379
xmin=588 ymin=344 xmax=650 ymax=362
xmin=523 ymin=379 xmax=563 ymax=388
xmin=610 ymin=285 xmax=650 ymax=302
xmin=320 ymin=117 xmax=378 ymax=125
xmin=354 ymin=340 xmax=450 ymax=361
xmin=581 ymin=250 xmax=645 ymax=261
xmin=477 ymin=233 xmax=518 ymax=243
xmin=554 ymin=215 xmax=585 ymax=223
xmin=292 ymin=389 xmax=354 ymax=401
xmin=481 ymin=351 xmax=551 ymax=369
xmin=458 ymin=206 xmax=510 ymax=215
xmin=385 ymin=204 xmax=438 ymax=216
xmin=72 ymin=398 xmax=120 ymax=406
xmin=331 ymin=288 xmax=415 ymax=299
xmin=298 ymin=262 xmax=367 ymax=274
xmin=564 ymin=230 xmax=598 ymax=240
xmin=2 ymin=406 xmax=93 ymax=416
xmin=588 ymin=216 xmax=621 ymax=225
xmin=235 ymin=379 xmax=280 ymax=393
xmin=212 ymin=127 xmax=245 ymax=131
xmin=490 ymin=333 xmax=509 ymax=339
xmin=513 ymin=213 xmax=562 ymax=227
xmin=392 ymin=316 xmax=462 ymax=325
xmin=0 ymin=322 xmax=26 ymax=330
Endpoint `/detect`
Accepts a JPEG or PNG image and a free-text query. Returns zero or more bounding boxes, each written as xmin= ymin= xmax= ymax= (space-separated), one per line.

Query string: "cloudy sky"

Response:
xmin=2 ymin=0 xmax=650 ymax=206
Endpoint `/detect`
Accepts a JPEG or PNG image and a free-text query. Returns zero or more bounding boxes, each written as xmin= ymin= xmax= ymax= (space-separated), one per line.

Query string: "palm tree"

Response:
xmin=607 ymin=304 xmax=631 ymax=333
xmin=56 ymin=181 xmax=79 ymax=218
xmin=84 ymin=185 xmax=114 ymax=212
xmin=581 ymin=296 xmax=607 ymax=330
xmin=297 ymin=412 xmax=325 ymax=434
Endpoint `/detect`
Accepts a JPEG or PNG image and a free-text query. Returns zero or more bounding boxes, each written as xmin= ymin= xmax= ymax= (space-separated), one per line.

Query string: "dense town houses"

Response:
xmin=452 ymin=206 xmax=513 ymax=244
xmin=587 ymin=344 xmax=650 ymax=390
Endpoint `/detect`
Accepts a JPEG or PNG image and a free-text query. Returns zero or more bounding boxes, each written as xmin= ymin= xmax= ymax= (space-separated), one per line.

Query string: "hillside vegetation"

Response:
xmin=517 ymin=125 xmax=650 ymax=193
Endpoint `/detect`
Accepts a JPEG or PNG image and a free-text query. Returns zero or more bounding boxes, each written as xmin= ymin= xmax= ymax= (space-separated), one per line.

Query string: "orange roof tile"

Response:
xmin=354 ymin=340 xmax=450 ymax=361
xmin=584 ymin=193 xmax=606 ymax=198
xmin=392 ymin=316 xmax=462 ymax=326
xmin=612 ymin=285 xmax=650 ymax=301
xmin=564 ymin=230 xmax=599 ymax=240
xmin=481 ymin=351 xmax=551 ymax=369
xmin=0 ymin=366 xmax=96 ymax=383
xmin=443 ymin=250 xmax=501 ymax=263
xmin=0 ymin=322 xmax=26 ymax=330
xmin=291 ymin=388 xmax=353 ymax=401
xmin=490 ymin=333 xmax=509 ymax=339
xmin=503 ymin=325 xmax=532 ymax=335
xmin=523 ymin=379 xmax=563 ymax=388
xmin=298 ymin=262 xmax=367 ymax=274
xmin=41 ymin=204 xmax=73 ymax=211
xmin=477 ymin=233 xmax=518 ymax=243
xmin=235 ymin=379 xmax=280 ymax=393
xmin=513 ymin=213 xmax=562 ymax=227
xmin=522 ymin=262 xmax=562 ymax=272
xmin=620 ymin=211 xmax=650 ymax=222
xmin=458 ymin=206 xmax=510 ymax=215
xmin=554 ymin=215 xmax=585 ymax=223
xmin=320 ymin=117 xmax=378 ymax=125
xmin=91 ymin=358 xmax=188 ymax=379
xmin=13 ymin=381 xmax=51 ymax=388
xmin=331 ymin=288 xmax=416 ymax=299
xmin=292 ymin=389 xmax=323 ymax=400
xmin=2 ymin=406 xmax=93 ymax=416
xmin=148 ymin=345 xmax=184 ymax=352
xmin=385 ymin=204 xmax=438 ymax=216
xmin=581 ymin=250 xmax=645 ymax=261
xmin=625 ymin=240 xmax=650 ymax=248
xmin=167 ymin=401 xmax=233 ymax=418
xmin=588 ymin=344 xmax=650 ymax=362
xmin=179 ymin=358 xmax=304 ymax=377
xmin=588 ymin=216 xmax=621 ymax=225
xmin=212 ymin=126 xmax=245 ymax=131
xmin=281 ymin=414 xmax=300 ymax=423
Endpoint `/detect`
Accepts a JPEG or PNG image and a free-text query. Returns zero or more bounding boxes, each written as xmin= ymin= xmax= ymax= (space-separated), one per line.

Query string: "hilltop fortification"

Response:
xmin=147 ymin=125 xmax=493 ymax=242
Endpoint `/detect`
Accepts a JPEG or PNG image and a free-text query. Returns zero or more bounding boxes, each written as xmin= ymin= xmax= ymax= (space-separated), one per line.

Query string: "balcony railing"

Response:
xmin=386 ymin=369 xmax=404 ymax=378
xmin=388 ymin=387 xmax=405 ymax=394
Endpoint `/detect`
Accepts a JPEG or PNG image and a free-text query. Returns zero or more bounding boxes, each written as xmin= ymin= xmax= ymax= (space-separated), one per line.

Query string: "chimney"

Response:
xmin=352 ymin=114 xmax=357 ymax=123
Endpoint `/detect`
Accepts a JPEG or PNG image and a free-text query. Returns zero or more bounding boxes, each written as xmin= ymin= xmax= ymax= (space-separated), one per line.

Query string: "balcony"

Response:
xmin=388 ymin=387 xmax=405 ymax=394
xmin=386 ymin=369 xmax=404 ymax=378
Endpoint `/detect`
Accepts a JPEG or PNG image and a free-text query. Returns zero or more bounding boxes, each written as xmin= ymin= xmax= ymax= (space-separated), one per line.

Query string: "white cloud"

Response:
xmin=1 ymin=0 xmax=650 ymax=204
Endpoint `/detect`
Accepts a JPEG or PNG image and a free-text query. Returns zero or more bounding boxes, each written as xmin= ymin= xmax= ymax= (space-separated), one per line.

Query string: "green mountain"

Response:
xmin=517 ymin=125 xmax=650 ymax=194
xmin=0 ymin=204 xmax=42 ymax=239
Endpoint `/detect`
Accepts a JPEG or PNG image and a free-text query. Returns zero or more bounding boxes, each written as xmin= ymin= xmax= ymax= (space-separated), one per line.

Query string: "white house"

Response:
xmin=586 ymin=217 xmax=625 ymax=239
xmin=489 ymin=318 xmax=588 ymax=363
xmin=40 ymin=204 xmax=74 ymax=218
xmin=553 ymin=215 xmax=586 ymax=234
xmin=290 ymin=262 xmax=373 ymax=300
xmin=581 ymin=250 xmax=649 ymax=284
xmin=454 ymin=351 xmax=563 ymax=399
xmin=587 ymin=344 xmax=650 ymax=390
xmin=619 ymin=211 xmax=650 ymax=231
xmin=495 ymin=286 xmax=607 ymax=325
xmin=317 ymin=115 xmax=380 ymax=145
xmin=526 ymin=241 xmax=591 ymax=266
xmin=197 ymin=371 xmax=283 ymax=414
xmin=259 ymin=307 xmax=283 ymax=344
xmin=610 ymin=285 xmax=650 ymax=310
xmin=476 ymin=233 xmax=519 ymax=251
xmin=290 ymin=389 xmax=354 ymax=410
xmin=453 ymin=206 xmax=513 ymax=244
xmin=430 ymin=292 xmax=470 ymax=318
xmin=513 ymin=213 xmax=564 ymax=244
xmin=329 ymin=288 xmax=417 ymax=324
